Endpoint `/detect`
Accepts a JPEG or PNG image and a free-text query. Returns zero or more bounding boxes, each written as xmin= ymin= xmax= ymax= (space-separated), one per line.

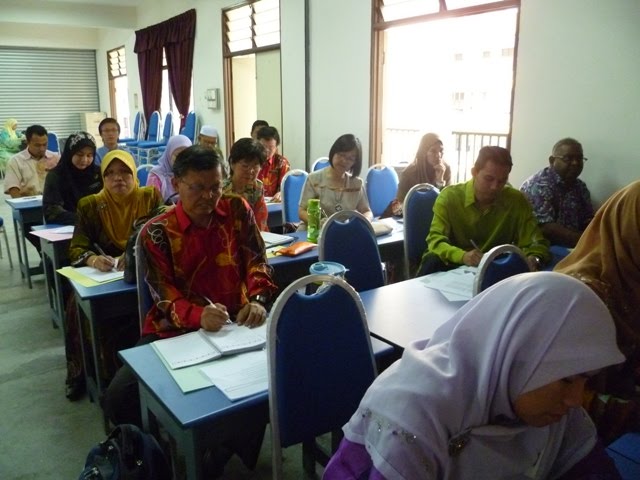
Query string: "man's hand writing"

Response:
xmin=201 ymin=303 xmax=230 ymax=331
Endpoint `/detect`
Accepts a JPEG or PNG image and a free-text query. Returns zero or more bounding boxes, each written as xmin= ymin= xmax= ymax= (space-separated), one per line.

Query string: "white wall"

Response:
xmin=0 ymin=22 xmax=99 ymax=49
xmin=232 ymin=55 xmax=257 ymax=143
xmin=307 ymin=0 xmax=372 ymax=167
xmin=511 ymin=0 xmax=640 ymax=204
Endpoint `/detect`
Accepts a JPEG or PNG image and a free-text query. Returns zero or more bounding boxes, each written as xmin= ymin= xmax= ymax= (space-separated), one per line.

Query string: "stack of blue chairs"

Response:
xmin=137 ymin=111 xmax=173 ymax=164
xmin=126 ymin=111 xmax=161 ymax=164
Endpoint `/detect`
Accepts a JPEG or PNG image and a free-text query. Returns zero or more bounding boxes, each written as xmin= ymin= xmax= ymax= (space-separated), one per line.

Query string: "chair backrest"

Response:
xmin=280 ymin=169 xmax=308 ymax=224
xmin=268 ymin=274 xmax=377 ymax=479
xmin=145 ymin=111 xmax=161 ymax=142
xmin=47 ymin=132 xmax=59 ymax=152
xmin=135 ymin=218 xmax=158 ymax=330
xmin=179 ymin=111 xmax=197 ymax=143
xmin=366 ymin=163 xmax=399 ymax=217
xmin=311 ymin=156 xmax=330 ymax=172
xmin=161 ymin=111 xmax=173 ymax=141
xmin=403 ymin=183 xmax=439 ymax=277
xmin=318 ymin=210 xmax=385 ymax=291
xmin=133 ymin=111 xmax=146 ymax=140
xmin=136 ymin=164 xmax=154 ymax=186
xmin=473 ymin=244 xmax=531 ymax=296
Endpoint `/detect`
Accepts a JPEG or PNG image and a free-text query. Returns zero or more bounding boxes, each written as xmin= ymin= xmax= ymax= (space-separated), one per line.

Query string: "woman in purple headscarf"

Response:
xmin=324 ymin=272 xmax=624 ymax=479
xmin=147 ymin=134 xmax=192 ymax=202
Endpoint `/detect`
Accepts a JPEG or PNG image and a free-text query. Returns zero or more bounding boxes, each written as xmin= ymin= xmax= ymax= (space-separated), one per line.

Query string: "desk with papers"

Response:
xmin=5 ymin=195 xmax=44 ymax=288
xmin=31 ymin=224 xmax=73 ymax=329
xmin=69 ymin=278 xmax=137 ymax=403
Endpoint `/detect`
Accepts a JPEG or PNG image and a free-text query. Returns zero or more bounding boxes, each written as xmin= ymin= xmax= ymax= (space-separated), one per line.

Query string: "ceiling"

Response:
xmin=2 ymin=0 xmax=141 ymax=29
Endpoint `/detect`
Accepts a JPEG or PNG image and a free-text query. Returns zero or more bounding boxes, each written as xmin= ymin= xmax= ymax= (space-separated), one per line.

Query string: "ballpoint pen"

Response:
xmin=203 ymin=295 xmax=232 ymax=324
xmin=93 ymin=242 xmax=116 ymax=269
xmin=469 ymin=239 xmax=481 ymax=251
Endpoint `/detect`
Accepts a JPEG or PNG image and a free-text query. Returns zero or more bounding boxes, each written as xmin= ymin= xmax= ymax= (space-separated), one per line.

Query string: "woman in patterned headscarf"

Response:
xmin=64 ymin=150 xmax=163 ymax=401
xmin=43 ymin=131 xmax=102 ymax=224
xmin=325 ymin=273 xmax=623 ymax=479
xmin=555 ymin=180 xmax=640 ymax=442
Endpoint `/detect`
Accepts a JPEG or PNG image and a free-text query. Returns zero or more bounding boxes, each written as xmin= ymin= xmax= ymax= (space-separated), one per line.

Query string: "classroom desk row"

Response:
xmin=72 ymin=225 xmax=405 ymax=406
xmin=120 ymin=275 xmax=461 ymax=479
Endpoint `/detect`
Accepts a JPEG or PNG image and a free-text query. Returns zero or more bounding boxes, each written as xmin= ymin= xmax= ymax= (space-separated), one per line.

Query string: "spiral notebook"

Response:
xmin=152 ymin=323 xmax=266 ymax=369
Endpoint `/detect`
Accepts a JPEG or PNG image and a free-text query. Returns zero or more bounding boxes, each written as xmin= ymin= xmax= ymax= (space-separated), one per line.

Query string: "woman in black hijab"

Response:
xmin=43 ymin=131 xmax=103 ymax=224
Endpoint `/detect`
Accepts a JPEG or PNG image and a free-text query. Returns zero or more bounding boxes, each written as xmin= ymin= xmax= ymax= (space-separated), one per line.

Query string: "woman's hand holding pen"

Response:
xmin=88 ymin=254 xmax=118 ymax=272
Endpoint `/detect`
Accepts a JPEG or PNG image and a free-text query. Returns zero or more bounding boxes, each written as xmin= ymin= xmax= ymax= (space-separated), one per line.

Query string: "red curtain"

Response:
xmin=134 ymin=9 xmax=196 ymax=127
xmin=164 ymin=10 xmax=196 ymax=130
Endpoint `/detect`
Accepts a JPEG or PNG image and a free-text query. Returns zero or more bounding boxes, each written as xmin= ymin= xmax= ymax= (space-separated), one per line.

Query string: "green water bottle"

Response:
xmin=307 ymin=198 xmax=320 ymax=243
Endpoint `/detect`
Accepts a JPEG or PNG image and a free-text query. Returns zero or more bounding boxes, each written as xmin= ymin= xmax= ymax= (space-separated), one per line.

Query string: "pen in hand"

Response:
xmin=469 ymin=239 xmax=481 ymax=251
xmin=203 ymin=296 xmax=232 ymax=324
xmin=92 ymin=243 xmax=116 ymax=270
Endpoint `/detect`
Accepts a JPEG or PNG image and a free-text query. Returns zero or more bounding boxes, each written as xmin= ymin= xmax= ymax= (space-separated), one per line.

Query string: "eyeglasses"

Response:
xmin=551 ymin=155 xmax=588 ymax=164
xmin=104 ymin=169 xmax=133 ymax=179
xmin=235 ymin=161 xmax=260 ymax=172
xmin=336 ymin=152 xmax=357 ymax=163
xmin=180 ymin=179 xmax=222 ymax=196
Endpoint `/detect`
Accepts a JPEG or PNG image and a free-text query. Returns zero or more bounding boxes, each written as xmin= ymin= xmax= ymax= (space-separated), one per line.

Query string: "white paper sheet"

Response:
xmin=420 ymin=266 xmax=477 ymax=301
xmin=200 ymin=350 xmax=268 ymax=401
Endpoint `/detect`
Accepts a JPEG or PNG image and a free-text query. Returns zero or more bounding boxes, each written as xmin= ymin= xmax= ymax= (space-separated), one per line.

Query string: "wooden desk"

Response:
xmin=360 ymin=276 xmax=465 ymax=350
xmin=70 ymin=278 xmax=138 ymax=403
xmin=5 ymin=196 xmax=44 ymax=288
xmin=32 ymin=225 xmax=72 ymax=330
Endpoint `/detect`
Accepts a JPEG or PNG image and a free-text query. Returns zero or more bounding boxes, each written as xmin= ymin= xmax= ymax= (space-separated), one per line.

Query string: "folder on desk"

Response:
xmin=152 ymin=323 xmax=266 ymax=369
xmin=260 ymin=231 xmax=294 ymax=247
xmin=57 ymin=266 xmax=124 ymax=287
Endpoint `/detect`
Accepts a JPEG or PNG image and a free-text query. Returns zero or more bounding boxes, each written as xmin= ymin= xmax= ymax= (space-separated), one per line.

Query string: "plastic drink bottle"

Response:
xmin=307 ymin=198 xmax=320 ymax=243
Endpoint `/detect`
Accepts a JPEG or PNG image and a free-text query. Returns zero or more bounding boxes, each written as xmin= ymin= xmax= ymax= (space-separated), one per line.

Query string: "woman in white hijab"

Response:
xmin=324 ymin=272 xmax=624 ymax=479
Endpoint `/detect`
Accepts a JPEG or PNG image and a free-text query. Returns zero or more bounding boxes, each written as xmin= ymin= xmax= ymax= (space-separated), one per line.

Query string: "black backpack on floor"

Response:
xmin=79 ymin=424 xmax=171 ymax=480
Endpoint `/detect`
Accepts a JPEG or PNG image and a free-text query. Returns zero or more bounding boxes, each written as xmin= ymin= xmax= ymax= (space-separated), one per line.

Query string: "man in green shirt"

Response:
xmin=419 ymin=146 xmax=549 ymax=275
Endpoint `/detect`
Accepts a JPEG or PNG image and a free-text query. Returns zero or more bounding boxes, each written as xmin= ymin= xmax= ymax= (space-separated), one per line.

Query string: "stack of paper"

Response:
xmin=420 ymin=266 xmax=477 ymax=301
xmin=260 ymin=231 xmax=294 ymax=247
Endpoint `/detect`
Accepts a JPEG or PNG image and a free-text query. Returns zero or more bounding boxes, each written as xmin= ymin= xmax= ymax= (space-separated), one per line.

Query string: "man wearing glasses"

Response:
xmin=520 ymin=138 xmax=594 ymax=247
xmin=104 ymin=145 xmax=276 ymax=476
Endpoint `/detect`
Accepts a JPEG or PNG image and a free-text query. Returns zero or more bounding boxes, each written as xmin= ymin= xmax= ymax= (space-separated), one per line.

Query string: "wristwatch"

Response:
xmin=531 ymin=255 xmax=542 ymax=269
xmin=250 ymin=294 xmax=268 ymax=306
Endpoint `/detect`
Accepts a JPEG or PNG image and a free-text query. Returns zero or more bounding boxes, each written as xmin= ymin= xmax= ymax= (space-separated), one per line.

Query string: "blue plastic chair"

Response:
xmin=47 ymin=132 xmax=59 ymax=152
xmin=268 ymin=274 xmax=377 ymax=479
xmin=366 ymin=163 xmax=399 ymax=217
xmin=134 ymin=217 xmax=159 ymax=330
xmin=318 ymin=210 xmax=385 ymax=292
xmin=472 ymin=244 xmax=531 ymax=296
xmin=0 ymin=217 xmax=14 ymax=268
xmin=606 ymin=433 xmax=640 ymax=480
xmin=127 ymin=111 xmax=161 ymax=162
xmin=179 ymin=111 xmax=197 ymax=143
xmin=280 ymin=169 xmax=308 ymax=224
xmin=136 ymin=164 xmax=154 ymax=187
xmin=119 ymin=111 xmax=146 ymax=144
xmin=137 ymin=111 xmax=174 ymax=164
xmin=403 ymin=183 xmax=439 ymax=277
xmin=311 ymin=156 xmax=330 ymax=171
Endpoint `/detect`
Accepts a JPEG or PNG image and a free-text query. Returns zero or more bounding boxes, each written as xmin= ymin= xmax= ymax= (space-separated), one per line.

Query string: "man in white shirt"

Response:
xmin=4 ymin=124 xmax=59 ymax=198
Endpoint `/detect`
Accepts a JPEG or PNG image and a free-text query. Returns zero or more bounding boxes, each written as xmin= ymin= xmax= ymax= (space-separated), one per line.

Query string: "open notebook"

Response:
xmin=152 ymin=323 xmax=266 ymax=369
xmin=260 ymin=231 xmax=294 ymax=247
